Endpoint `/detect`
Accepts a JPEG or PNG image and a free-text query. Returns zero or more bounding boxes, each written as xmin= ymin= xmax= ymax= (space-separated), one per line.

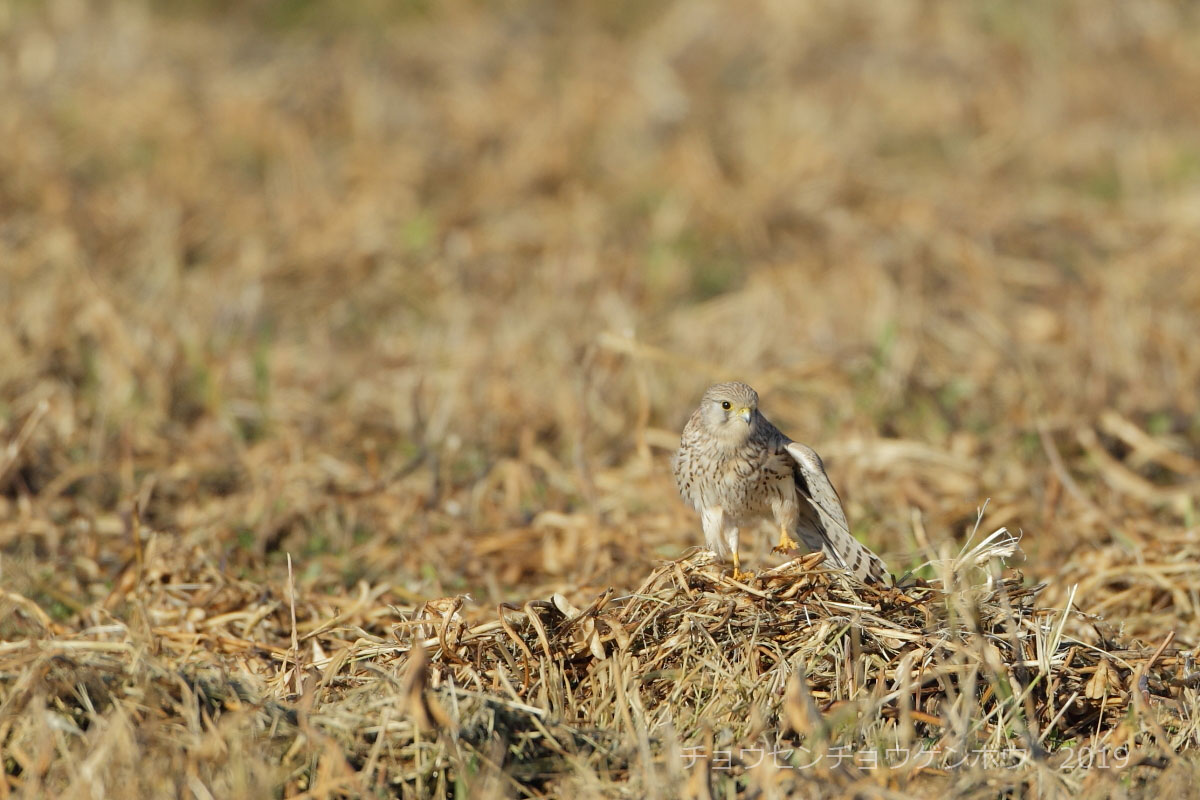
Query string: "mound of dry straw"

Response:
xmin=2 ymin=524 xmax=1194 ymax=796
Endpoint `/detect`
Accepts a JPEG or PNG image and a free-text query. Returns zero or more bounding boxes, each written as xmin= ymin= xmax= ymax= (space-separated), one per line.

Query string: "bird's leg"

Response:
xmin=730 ymin=549 xmax=753 ymax=583
xmin=725 ymin=525 xmax=752 ymax=582
xmin=773 ymin=523 xmax=801 ymax=554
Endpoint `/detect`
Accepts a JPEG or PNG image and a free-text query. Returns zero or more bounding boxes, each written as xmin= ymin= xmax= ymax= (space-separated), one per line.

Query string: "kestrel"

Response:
xmin=673 ymin=381 xmax=888 ymax=584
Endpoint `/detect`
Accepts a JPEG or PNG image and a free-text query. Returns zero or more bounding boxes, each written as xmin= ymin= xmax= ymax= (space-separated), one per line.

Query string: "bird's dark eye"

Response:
xmin=721 ymin=401 xmax=732 ymax=410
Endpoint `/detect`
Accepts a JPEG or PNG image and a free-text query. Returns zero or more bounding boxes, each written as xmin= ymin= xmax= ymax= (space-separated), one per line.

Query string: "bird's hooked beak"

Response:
xmin=739 ymin=407 xmax=752 ymax=424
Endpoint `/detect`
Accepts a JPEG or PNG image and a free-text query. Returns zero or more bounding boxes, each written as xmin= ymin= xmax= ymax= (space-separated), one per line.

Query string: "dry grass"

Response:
xmin=4 ymin=0 xmax=1200 ymax=797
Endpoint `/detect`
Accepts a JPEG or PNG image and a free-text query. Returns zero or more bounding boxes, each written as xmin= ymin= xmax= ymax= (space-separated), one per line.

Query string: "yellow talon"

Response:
xmin=773 ymin=525 xmax=801 ymax=554
xmin=730 ymin=551 xmax=754 ymax=583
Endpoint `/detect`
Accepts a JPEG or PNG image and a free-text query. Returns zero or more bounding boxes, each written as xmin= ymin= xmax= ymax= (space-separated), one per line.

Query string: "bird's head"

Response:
xmin=698 ymin=381 xmax=760 ymax=446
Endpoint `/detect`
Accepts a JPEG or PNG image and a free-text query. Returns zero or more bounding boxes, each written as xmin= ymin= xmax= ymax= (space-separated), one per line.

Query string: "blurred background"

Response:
xmin=2 ymin=0 xmax=1199 ymax=636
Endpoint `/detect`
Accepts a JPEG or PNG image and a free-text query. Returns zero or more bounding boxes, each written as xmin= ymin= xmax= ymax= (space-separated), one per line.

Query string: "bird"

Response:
xmin=672 ymin=381 xmax=888 ymax=584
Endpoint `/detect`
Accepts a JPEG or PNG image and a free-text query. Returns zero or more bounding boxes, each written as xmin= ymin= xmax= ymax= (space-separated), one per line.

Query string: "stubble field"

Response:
xmin=3 ymin=1 xmax=1200 ymax=797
